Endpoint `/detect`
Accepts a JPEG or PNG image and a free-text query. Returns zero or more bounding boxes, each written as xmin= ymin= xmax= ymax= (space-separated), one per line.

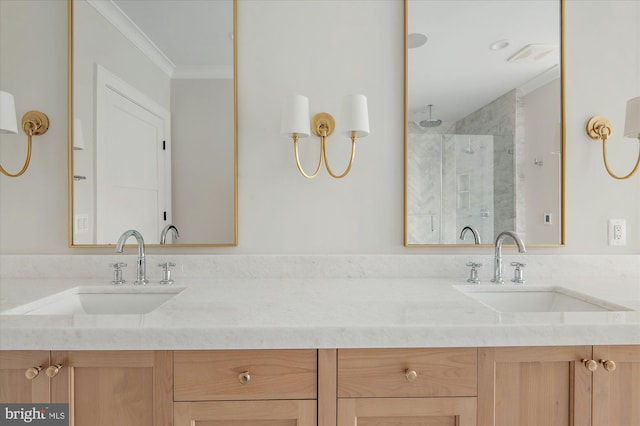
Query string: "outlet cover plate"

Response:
xmin=608 ymin=218 xmax=626 ymax=246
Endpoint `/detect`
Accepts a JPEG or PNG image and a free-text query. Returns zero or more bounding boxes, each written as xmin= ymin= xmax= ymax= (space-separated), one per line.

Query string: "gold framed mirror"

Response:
xmin=68 ymin=0 xmax=237 ymax=247
xmin=404 ymin=0 xmax=565 ymax=248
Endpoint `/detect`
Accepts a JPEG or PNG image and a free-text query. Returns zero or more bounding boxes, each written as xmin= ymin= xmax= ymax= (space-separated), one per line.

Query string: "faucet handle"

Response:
xmin=110 ymin=262 xmax=127 ymax=285
xmin=159 ymin=262 xmax=176 ymax=285
xmin=465 ymin=262 xmax=482 ymax=284
xmin=510 ymin=262 xmax=526 ymax=284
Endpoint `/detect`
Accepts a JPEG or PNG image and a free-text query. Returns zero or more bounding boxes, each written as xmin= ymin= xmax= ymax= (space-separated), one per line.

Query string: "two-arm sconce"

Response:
xmin=0 ymin=90 xmax=49 ymax=177
xmin=281 ymin=94 xmax=369 ymax=179
xmin=586 ymin=96 xmax=640 ymax=180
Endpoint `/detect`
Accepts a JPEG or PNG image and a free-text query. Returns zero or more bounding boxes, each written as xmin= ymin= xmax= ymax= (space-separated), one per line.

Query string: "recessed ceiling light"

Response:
xmin=489 ymin=39 xmax=510 ymax=51
xmin=408 ymin=33 xmax=428 ymax=49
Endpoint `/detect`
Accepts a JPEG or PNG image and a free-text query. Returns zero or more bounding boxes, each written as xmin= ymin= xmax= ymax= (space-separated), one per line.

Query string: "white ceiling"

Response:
xmin=408 ymin=0 xmax=560 ymax=123
xmin=108 ymin=0 xmax=233 ymax=78
xmin=97 ymin=0 xmax=558 ymax=113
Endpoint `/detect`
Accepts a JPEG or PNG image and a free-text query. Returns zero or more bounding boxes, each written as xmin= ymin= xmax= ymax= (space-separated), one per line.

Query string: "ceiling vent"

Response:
xmin=507 ymin=44 xmax=558 ymax=63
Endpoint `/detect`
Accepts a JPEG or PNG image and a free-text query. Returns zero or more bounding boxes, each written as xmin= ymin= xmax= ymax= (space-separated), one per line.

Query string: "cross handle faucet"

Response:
xmin=115 ymin=229 xmax=148 ymax=285
xmin=491 ymin=231 xmax=526 ymax=284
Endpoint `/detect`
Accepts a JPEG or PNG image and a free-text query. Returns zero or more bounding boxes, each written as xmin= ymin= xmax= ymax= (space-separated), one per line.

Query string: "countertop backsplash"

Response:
xmin=1 ymin=254 xmax=638 ymax=283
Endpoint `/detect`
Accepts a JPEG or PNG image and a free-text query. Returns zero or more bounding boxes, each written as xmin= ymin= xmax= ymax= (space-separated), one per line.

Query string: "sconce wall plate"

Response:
xmin=22 ymin=111 xmax=49 ymax=136
xmin=312 ymin=112 xmax=335 ymax=137
xmin=586 ymin=115 xmax=612 ymax=140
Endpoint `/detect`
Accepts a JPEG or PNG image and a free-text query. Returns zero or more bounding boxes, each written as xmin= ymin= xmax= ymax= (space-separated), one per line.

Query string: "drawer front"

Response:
xmin=174 ymin=349 xmax=317 ymax=401
xmin=338 ymin=348 xmax=477 ymax=398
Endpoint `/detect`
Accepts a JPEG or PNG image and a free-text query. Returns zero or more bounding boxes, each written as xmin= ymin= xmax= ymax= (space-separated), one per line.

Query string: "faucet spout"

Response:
xmin=160 ymin=224 xmax=179 ymax=244
xmin=459 ymin=226 xmax=481 ymax=244
xmin=491 ymin=231 xmax=526 ymax=284
xmin=115 ymin=229 xmax=148 ymax=285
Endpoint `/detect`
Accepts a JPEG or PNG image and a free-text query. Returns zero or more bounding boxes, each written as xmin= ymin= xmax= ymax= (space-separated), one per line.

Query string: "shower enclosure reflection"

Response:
xmin=408 ymin=134 xmax=496 ymax=244
xmin=405 ymin=0 xmax=563 ymax=246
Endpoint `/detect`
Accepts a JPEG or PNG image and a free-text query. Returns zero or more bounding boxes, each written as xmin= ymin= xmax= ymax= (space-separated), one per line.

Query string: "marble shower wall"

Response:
xmin=407 ymin=89 xmax=523 ymax=245
xmin=407 ymin=133 xmax=494 ymax=244
xmin=455 ymin=89 xmax=525 ymax=239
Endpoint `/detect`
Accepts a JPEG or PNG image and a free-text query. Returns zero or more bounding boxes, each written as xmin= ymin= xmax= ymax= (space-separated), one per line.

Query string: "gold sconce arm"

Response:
xmin=324 ymin=133 xmax=357 ymax=179
xmin=293 ymin=133 xmax=323 ymax=179
xmin=586 ymin=115 xmax=640 ymax=180
xmin=311 ymin=112 xmax=356 ymax=179
xmin=0 ymin=110 xmax=49 ymax=178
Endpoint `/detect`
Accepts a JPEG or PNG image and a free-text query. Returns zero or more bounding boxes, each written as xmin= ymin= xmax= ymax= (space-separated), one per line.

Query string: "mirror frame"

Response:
xmin=403 ymin=0 xmax=566 ymax=248
xmin=67 ymin=0 xmax=238 ymax=248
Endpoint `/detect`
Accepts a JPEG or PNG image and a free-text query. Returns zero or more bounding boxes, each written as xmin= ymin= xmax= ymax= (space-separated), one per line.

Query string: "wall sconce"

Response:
xmin=281 ymin=94 xmax=369 ymax=179
xmin=0 ymin=90 xmax=50 ymax=177
xmin=586 ymin=96 xmax=640 ymax=180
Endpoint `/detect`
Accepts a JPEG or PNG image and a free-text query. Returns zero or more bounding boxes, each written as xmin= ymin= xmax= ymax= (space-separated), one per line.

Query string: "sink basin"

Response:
xmin=456 ymin=285 xmax=631 ymax=313
xmin=2 ymin=286 xmax=185 ymax=315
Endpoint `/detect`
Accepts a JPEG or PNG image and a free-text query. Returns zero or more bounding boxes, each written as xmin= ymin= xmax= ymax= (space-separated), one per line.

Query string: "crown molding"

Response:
xmin=87 ymin=0 xmax=175 ymax=78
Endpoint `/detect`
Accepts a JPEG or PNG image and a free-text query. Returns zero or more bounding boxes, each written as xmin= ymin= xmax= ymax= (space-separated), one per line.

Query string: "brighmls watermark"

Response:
xmin=0 ymin=405 xmax=68 ymax=425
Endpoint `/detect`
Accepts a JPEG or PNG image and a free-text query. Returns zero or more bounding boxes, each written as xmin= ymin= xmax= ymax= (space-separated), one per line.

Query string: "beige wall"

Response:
xmin=1 ymin=0 xmax=638 ymax=255
xmin=171 ymin=78 xmax=235 ymax=244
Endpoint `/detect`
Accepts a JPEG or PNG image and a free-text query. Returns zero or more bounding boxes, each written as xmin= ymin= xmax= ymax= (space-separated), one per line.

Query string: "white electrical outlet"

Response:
xmin=608 ymin=219 xmax=626 ymax=246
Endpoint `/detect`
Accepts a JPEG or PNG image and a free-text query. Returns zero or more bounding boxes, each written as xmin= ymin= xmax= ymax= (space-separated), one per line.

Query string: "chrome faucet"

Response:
xmin=459 ymin=226 xmax=481 ymax=244
xmin=115 ymin=229 xmax=148 ymax=285
xmin=160 ymin=224 xmax=179 ymax=244
xmin=491 ymin=231 xmax=526 ymax=284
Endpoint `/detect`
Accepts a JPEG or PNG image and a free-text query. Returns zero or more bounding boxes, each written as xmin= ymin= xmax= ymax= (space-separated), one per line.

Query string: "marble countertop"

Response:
xmin=1 ymin=276 xmax=639 ymax=350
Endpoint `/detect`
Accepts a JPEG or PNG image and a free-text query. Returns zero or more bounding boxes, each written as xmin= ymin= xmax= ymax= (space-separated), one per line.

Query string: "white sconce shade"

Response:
xmin=0 ymin=90 xmax=18 ymax=134
xmin=624 ymin=96 xmax=640 ymax=138
xmin=340 ymin=94 xmax=369 ymax=138
xmin=73 ymin=118 xmax=86 ymax=150
xmin=281 ymin=95 xmax=310 ymax=137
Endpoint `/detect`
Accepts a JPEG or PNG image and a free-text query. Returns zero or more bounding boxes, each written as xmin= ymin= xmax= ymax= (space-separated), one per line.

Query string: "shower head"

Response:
xmin=419 ymin=104 xmax=442 ymax=128
xmin=419 ymin=118 xmax=442 ymax=128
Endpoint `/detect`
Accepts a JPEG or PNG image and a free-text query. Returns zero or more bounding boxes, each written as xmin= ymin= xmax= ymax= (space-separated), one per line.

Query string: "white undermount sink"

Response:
xmin=2 ymin=286 xmax=185 ymax=315
xmin=456 ymin=285 xmax=631 ymax=313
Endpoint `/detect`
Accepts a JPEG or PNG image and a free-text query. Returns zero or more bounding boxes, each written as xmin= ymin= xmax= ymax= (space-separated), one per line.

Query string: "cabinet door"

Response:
xmin=0 ymin=351 xmax=50 ymax=403
xmin=592 ymin=345 xmax=640 ymax=426
xmin=338 ymin=397 xmax=476 ymax=426
xmin=50 ymin=350 xmax=172 ymax=426
xmin=478 ymin=346 xmax=592 ymax=426
xmin=174 ymin=400 xmax=317 ymax=426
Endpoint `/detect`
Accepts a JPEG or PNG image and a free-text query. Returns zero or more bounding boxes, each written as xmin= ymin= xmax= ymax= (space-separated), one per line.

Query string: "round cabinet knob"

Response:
xmin=582 ymin=359 xmax=598 ymax=372
xmin=238 ymin=371 xmax=251 ymax=385
xmin=601 ymin=360 xmax=616 ymax=372
xmin=45 ymin=364 xmax=63 ymax=378
xmin=405 ymin=369 xmax=418 ymax=382
xmin=25 ymin=366 xmax=42 ymax=380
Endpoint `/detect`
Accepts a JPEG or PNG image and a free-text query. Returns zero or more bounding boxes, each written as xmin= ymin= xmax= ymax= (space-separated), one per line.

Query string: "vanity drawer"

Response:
xmin=174 ymin=350 xmax=317 ymax=401
xmin=338 ymin=348 xmax=477 ymax=398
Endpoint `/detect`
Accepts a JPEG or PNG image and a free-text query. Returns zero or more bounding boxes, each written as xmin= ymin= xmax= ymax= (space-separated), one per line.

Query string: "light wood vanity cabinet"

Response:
xmin=0 ymin=351 xmax=50 ymax=403
xmin=591 ymin=345 xmax=640 ymax=426
xmin=335 ymin=348 xmax=478 ymax=426
xmin=2 ymin=345 xmax=638 ymax=426
xmin=478 ymin=345 xmax=640 ymax=426
xmin=173 ymin=349 xmax=317 ymax=426
xmin=0 ymin=350 xmax=172 ymax=426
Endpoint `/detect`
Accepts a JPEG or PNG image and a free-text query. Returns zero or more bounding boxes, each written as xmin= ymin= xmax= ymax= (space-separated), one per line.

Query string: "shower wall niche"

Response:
xmin=408 ymin=133 xmax=499 ymax=244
